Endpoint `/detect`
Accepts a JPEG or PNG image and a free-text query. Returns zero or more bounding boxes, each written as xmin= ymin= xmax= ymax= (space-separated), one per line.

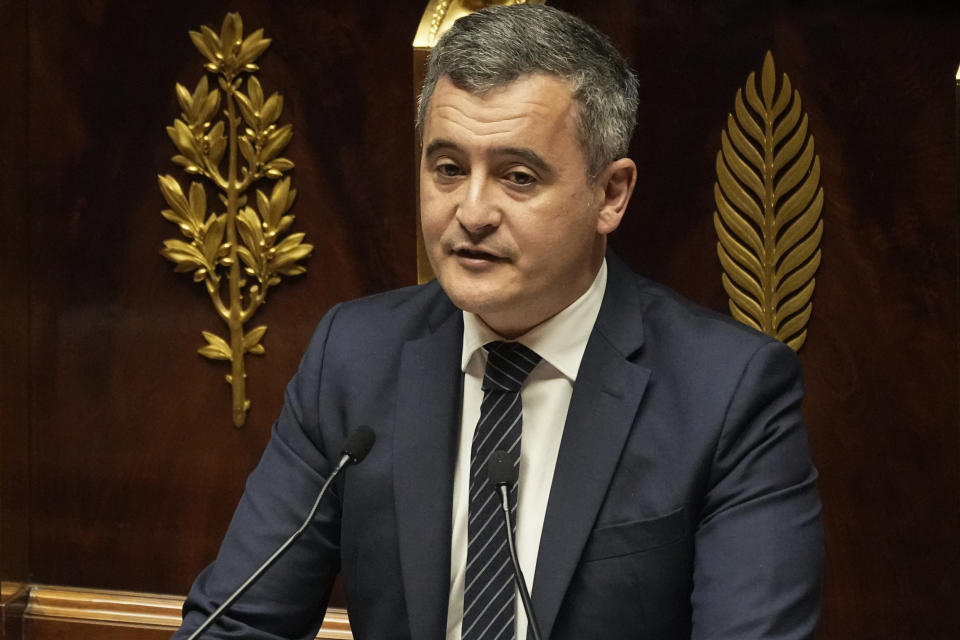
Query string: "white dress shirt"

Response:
xmin=446 ymin=260 xmax=608 ymax=640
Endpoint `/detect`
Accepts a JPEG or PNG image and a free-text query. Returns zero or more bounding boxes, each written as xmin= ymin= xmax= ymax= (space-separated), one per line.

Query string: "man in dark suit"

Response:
xmin=175 ymin=5 xmax=823 ymax=639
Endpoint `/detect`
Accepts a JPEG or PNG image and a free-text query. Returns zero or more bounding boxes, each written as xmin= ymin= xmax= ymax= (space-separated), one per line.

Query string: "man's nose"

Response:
xmin=455 ymin=176 xmax=501 ymax=234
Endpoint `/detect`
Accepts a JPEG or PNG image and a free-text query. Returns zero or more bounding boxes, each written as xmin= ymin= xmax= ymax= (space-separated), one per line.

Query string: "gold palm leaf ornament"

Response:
xmin=159 ymin=13 xmax=313 ymax=427
xmin=714 ymin=51 xmax=823 ymax=351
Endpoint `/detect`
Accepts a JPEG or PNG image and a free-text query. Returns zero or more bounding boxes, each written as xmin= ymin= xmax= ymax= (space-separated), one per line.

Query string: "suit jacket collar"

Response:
xmin=393 ymin=291 xmax=462 ymax=640
xmin=531 ymin=252 xmax=651 ymax=638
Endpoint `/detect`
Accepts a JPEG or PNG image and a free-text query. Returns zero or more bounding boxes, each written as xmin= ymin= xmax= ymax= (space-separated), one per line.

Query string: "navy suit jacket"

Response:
xmin=175 ymin=254 xmax=823 ymax=639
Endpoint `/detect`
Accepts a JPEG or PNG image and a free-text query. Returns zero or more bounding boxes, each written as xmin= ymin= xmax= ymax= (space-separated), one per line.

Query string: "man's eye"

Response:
xmin=435 ymin=163 xmax=463 ymax=178
xmin=505 ymin=171 xmax=536 ymax=186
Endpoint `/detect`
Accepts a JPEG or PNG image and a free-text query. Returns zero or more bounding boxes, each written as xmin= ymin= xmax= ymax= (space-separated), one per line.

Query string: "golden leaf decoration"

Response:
xmin=160 ymin=13 xmax=312 ymax=427
xmin=714 ymin=51 xmax=823 ymax=351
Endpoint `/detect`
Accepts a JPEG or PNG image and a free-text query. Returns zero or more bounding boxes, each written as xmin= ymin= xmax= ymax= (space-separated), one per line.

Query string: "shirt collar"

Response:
xmin=461 ymin=259 xmax=607 ymax=382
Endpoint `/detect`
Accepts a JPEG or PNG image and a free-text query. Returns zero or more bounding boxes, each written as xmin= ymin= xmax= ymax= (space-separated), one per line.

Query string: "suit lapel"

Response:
xmin=393 ymin=302 xmax=463 ymax=640
xmin=531 ymin=256 xmax=651 ymax=639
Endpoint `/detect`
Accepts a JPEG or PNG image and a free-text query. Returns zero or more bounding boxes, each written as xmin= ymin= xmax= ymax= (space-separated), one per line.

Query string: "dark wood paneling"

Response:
xmin=559 ymin=1 xmax=960 ymax=637
xmin=0 ymin=0 xmax=31 ymax=586
xmin=23 ymin=620 xmax=171 ymax=640
xmin=22 ymin=0 xmax=421 ymax=598
xmin=1 ymin=585 xmax=28 ymax=640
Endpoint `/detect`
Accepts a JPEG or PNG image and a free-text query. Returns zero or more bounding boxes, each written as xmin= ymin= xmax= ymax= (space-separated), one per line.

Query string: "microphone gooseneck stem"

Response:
xmin=186 ymin=452 xmax=351 ymax=640
xmin=497 ymin=484 xmax=544 ymax=640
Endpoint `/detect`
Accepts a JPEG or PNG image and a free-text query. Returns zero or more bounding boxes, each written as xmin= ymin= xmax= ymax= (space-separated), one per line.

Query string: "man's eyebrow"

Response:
xmin=424 ymin=139 xmax=461 ymax=157
xmin=493 ymin=146 xmax=553 ymax=175
xmin=423 ymin=139 xmax=555 ymax=176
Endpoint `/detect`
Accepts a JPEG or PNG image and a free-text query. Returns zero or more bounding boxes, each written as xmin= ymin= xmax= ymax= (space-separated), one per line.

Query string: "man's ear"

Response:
xmin=595 ymin=158 xmax=637 ymax=235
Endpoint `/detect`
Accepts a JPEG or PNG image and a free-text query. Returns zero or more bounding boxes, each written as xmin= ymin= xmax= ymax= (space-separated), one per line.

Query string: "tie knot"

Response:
xmin=482 ymin=341 xmax=542 ymax=392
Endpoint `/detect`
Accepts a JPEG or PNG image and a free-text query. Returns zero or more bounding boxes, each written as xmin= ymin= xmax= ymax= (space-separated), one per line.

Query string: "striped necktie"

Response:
xmin=462 ymin=341 xmax=542 ymax=640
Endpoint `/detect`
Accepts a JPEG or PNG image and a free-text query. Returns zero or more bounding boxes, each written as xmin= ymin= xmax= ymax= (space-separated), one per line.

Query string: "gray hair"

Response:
xmin=416 ymin=4 xmax=638 ymax=178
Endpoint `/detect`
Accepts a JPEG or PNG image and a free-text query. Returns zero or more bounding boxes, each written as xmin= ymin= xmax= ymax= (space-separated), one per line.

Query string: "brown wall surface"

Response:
xmin=0 ymin=0 xmax=31 ymax=587
xmin=2 ymin=0 xmax=423 ymax=599
xmin=561 ymin=2 xmax=960 ymax=637
xmin=1 ymin=1 xmax=958 ymax=638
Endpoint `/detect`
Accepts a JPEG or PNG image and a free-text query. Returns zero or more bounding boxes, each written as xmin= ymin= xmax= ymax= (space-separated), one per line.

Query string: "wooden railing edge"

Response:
xmin=0 ymin=582 xmax=352 ymax=639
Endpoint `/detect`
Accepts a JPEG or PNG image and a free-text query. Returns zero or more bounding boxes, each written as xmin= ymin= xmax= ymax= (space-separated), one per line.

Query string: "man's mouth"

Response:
xmin=453 ymin=247 xmax=502 ymax=261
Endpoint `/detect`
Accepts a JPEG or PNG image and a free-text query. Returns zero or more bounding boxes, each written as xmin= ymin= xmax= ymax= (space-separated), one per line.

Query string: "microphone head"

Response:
xmin=487 ymin=450 xmax=518 ymax=487
xmin=343 ymin=426 xmax=376 ymax=464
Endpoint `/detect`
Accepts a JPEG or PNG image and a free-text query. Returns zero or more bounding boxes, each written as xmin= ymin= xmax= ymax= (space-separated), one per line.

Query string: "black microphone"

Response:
xmin=487 ymin=450 xmax=544 ymax=640
xmin=187 ymin=426 xmax=376 ymax=639
xmin=341 ymin=424 xmax=376 ymax=465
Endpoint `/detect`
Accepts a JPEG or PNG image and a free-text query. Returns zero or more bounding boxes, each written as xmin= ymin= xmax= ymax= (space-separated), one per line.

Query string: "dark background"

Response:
xmin=1 ymin=1 xmax=957 ymax=637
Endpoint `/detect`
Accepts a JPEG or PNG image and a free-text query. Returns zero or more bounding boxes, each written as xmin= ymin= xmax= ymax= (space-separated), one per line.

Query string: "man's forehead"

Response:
xmin=439 ymin=72 xmax=576 ymax=103
xmin=425 ymin=74 xmax=577 ymax=135
xmin=421 ymin=74 xmax=589 ymax=177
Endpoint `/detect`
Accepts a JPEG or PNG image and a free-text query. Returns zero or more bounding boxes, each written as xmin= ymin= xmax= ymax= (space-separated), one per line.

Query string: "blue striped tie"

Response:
xmin=462 ymin=341 xmax=542 ymax=640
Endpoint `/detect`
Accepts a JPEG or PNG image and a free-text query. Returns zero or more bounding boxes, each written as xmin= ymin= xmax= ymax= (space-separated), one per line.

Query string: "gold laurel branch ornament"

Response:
xmin=159 ymin=13 xmax=313 ymax=427
xmin=713 ymin=51 xmax=823 ymax=351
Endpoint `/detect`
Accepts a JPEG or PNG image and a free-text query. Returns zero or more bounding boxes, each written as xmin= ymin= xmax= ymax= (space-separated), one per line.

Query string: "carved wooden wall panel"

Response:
xmin=1 ymin=0 xmax=422 ymax=605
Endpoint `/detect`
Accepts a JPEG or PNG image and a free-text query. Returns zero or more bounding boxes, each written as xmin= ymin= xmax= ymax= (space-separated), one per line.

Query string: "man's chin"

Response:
xmin=445 ymin=291 xmax=502 ymax=316
xmin=438 ymin=280 xmax=507 ymax=317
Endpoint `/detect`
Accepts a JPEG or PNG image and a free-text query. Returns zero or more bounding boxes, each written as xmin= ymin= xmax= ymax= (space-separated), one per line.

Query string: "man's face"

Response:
xmin=420 ymin=74 xmax=616 ymax=338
